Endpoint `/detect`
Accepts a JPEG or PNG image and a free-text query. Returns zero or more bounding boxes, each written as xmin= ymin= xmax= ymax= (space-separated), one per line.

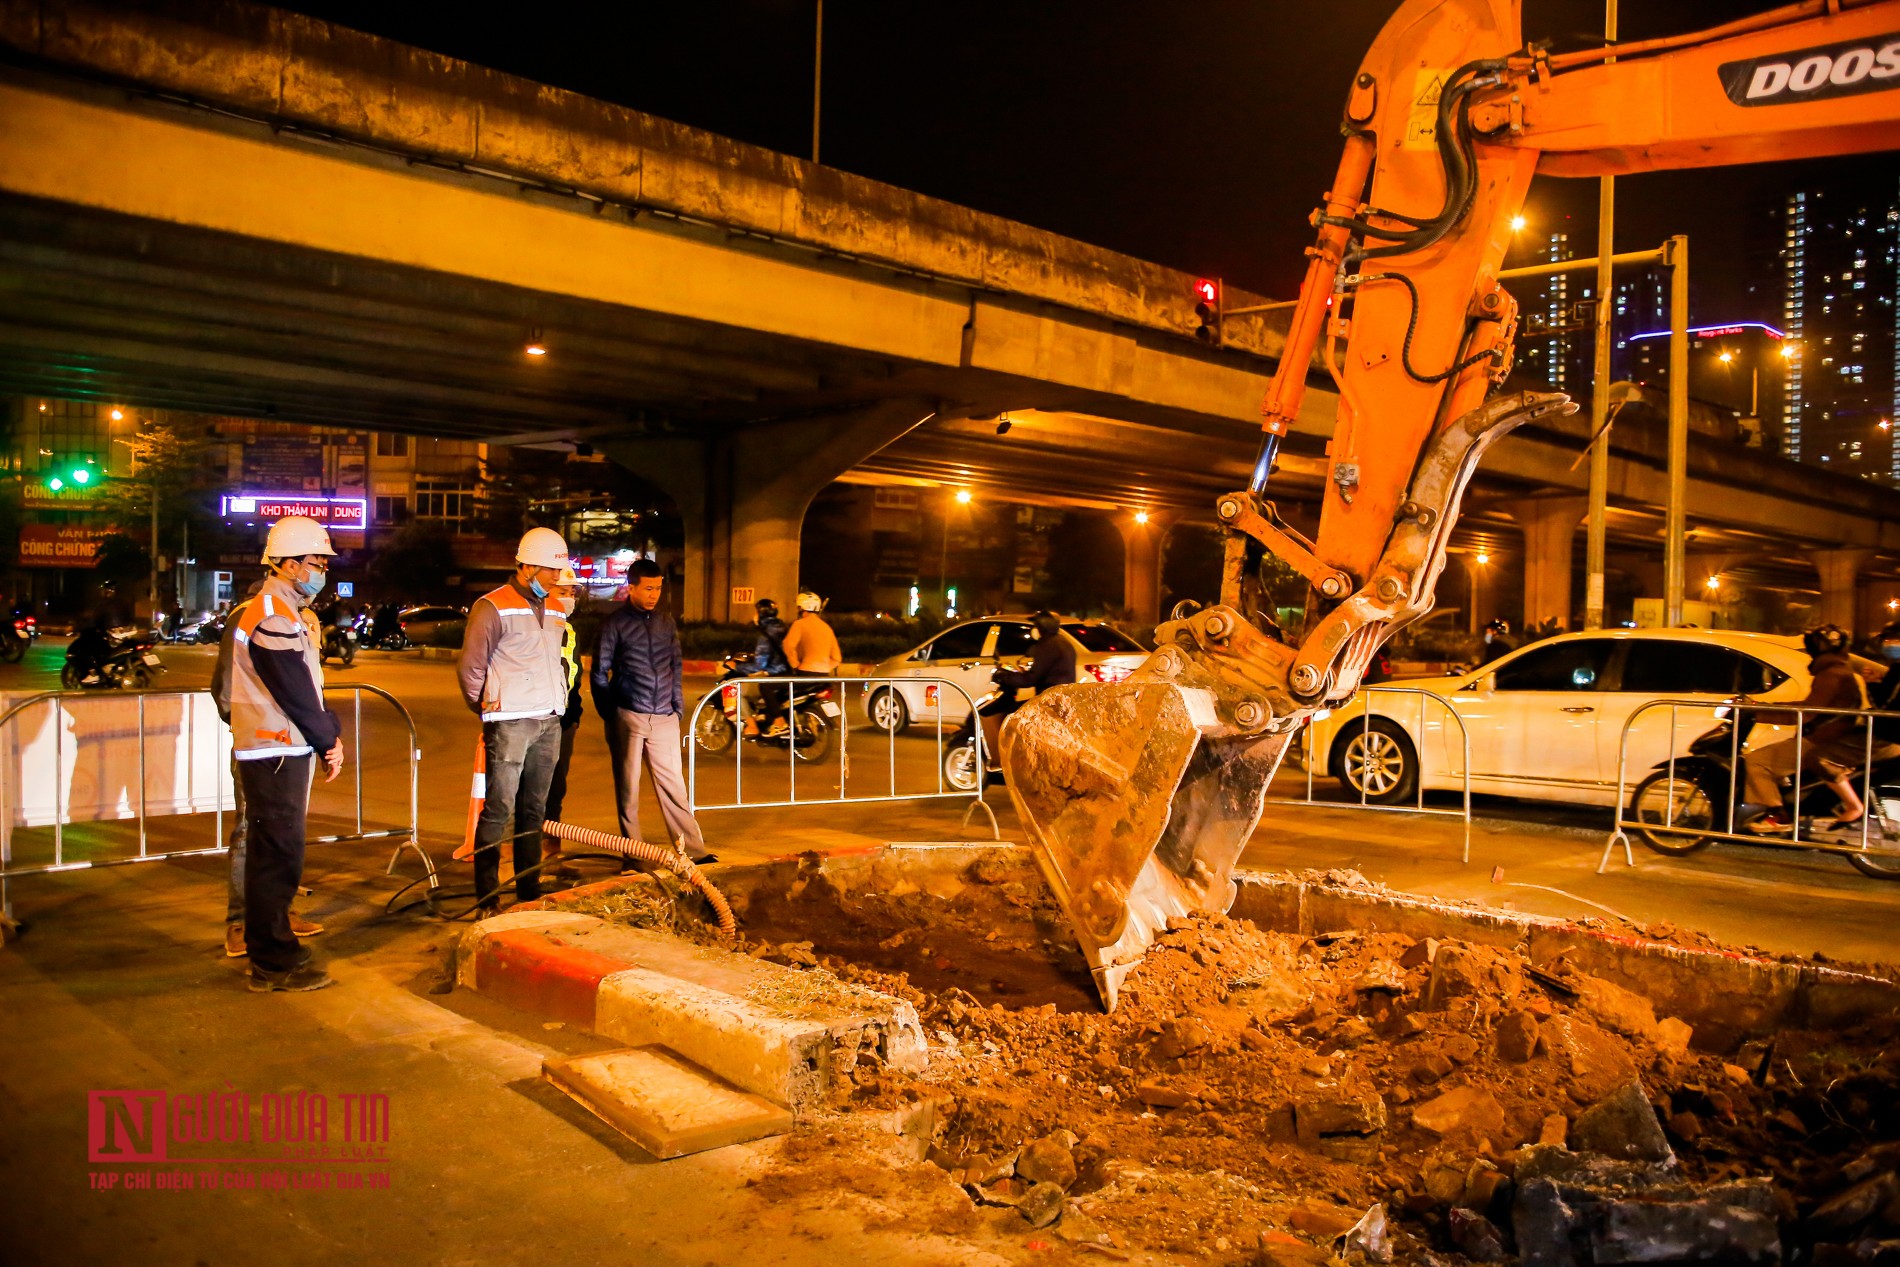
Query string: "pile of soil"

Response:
xmin=615 ymin=858 xmax=1900 ymax=1264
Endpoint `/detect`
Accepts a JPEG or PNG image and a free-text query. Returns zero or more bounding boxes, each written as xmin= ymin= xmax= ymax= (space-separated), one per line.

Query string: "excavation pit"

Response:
xmin=510 ymin=845 xmax=1900 ymax=1264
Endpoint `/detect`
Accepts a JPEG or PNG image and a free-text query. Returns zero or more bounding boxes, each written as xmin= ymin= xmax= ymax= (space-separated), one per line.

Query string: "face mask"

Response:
xmin=295 ymin=568 xmax=326 ymax=599
xmin=528 ymin=579 xmax=548 ymax=600
xmin=556 ymin=595 xmax=577 ymax=616
xmin=1883 ymin=643 xmax=1900 ymax=662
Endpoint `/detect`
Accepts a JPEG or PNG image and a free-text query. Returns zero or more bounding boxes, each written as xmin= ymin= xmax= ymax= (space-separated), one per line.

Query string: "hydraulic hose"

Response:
xmin=540 ymin=820 xmax=737 ymax=939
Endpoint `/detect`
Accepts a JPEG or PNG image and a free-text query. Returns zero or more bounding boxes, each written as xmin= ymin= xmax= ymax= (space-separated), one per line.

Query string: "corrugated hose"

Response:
xmin=540 ymin=820 xmax=737 ymax=938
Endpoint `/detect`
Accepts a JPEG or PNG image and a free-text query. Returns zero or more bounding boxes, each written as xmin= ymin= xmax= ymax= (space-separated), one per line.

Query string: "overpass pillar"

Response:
xmin=606 ymin=398 xmax=936 ymax=621
xmin=1810 ymin=548 xmax=1876 ymax=635
xmin=1115 ymin=511 xmax=1180 ymax=626
xmin=1510 ymin=497 xmax=1587 ymax=633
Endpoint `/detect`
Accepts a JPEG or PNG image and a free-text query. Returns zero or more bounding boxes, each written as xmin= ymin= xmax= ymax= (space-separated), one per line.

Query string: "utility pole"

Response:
xmin=1664 ymin=234 xmax=1690 ymax=628
xmin=811 ymin=0 xmax=823 ymax=166
xmin=1582 ymin=0 xmax=1617 ymax=630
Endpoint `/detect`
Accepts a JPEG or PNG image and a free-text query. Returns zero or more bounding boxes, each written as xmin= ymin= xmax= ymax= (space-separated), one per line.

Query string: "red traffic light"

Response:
xmin=1193 ymin=278 xmax=1219 ymax=305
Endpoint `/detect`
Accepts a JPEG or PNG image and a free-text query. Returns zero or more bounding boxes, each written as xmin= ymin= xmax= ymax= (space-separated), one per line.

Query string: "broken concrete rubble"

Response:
xmin=1570 ymin=1081 xmax=1675 ymax=1164
xmin=1514 ymin=1147 xmax=1780 ymax=1266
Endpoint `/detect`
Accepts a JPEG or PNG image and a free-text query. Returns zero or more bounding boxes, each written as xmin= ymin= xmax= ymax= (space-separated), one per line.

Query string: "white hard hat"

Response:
xmin=556 ymin=566 xmax=579 ymax=588
xmin=260 ymin=515 xmax=336 ymax=563
xmin=516 ymin=526 xmax=570 ymax=570
xmin=795 ymin=590 xmax=823 ymax=613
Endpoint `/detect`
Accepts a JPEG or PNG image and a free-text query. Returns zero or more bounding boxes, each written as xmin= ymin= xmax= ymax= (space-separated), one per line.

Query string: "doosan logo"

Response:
xmin=1720 ymin=32 xmax=1900 ymax=106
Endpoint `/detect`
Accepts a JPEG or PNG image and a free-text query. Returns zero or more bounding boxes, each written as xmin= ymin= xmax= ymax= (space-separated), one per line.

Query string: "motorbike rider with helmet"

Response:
xmin=1479 ymin=617 xmax=1514 ymax=666
xmin=978 ymin=610 xmax=1076 ymax=759
xmin=741 ymin=597 xmax=791 ymax=739
xmin=1741 ymin=624 xmax=1898 ymax=833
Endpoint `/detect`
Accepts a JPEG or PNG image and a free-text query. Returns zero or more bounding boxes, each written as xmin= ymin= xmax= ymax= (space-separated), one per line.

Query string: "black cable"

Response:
xmin=1363 ymin=271 xmax=1497 ymax=384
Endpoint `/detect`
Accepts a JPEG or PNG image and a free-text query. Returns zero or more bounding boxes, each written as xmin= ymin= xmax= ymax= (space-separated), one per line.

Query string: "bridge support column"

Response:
xmin=606 ymin=398 xmax=936 ymax=621
xmin=1116 ymin=511 xmax=1180 ymax=626
xmin=1511 ymin=497 xmax=1586 ymax=633
xmin=1810 ymin=548 xmax=1876 ymax=635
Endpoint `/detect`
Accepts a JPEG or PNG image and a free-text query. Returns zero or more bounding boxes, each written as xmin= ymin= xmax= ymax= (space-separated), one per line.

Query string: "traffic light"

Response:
xmin=43 ymin=459 xmax=97 ymax=492
xmin=1193 ymin=277 xmax=1222 ymax=346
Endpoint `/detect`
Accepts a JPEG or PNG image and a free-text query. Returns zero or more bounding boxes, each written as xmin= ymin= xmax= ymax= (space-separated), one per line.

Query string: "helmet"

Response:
xmin=260 ymin=515 xmax=336 ymax=564
xmin=516 ymin=526 xmax=570 ymax=570
xmin=1031 ymin=610 xmax=1061 ymax=638
xmin=1880 ymin=621 xmax=1900 ymax=644
xmin=1484 ymin=618 xmax=1510 ymax=636
xmin=1802 ymin=623 xmax=1850 ymax=657
xmin=795 ymin=590 xmax=823 ymax=613
xmin=556 ymin=566 xmax=579 ymax=589
xmin=755 ymin=597 xmax=779 ymax=621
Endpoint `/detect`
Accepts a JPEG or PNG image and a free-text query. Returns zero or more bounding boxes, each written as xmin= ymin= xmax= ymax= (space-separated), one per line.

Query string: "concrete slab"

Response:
xmin=459 ymin=914 xmax=927 ymax=1109
xmin=544 ymin=1045 xmax=794 ymax=1160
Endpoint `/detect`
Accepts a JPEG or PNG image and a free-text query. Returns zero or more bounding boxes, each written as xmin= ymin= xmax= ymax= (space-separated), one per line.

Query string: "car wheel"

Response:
xmin=1330 ymin=718 xmax=1419 ymax=806
xmin=1627 ymin=771 xmax=1715 ymax=856
xmin=867 ymin=687 xmax=910 ymax=735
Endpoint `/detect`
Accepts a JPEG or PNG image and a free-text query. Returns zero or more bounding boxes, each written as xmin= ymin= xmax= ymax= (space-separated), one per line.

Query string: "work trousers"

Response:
xmin=541 ymin=721 xmax=580 ymax=862
xmin=225 ymin=752 xmax=250 ymax=924
xmin=474 ymin=714 xmax=562 ymax=904
xmin=238 ymin=753 xmax=313 ymax=974
xmin=609 ymin=710 xmax=705 ymax=860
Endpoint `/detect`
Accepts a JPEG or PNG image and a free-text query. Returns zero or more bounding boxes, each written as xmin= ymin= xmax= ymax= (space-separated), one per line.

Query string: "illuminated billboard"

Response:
xmin=221 ymin=494 xmax=368 ymax=528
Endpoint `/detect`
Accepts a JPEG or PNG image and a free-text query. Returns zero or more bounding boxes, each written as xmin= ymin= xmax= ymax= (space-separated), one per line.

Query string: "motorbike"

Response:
xmin=691 ymin=654 xmax=838 ymax=762
xmin=61 ymin=626 xmax=166 ymax=690
xmin=194 ymin=611 xmax=228 ymax=644
xmin=1627 ymin=701 xmax=1900 ymax=880
xmin=943 ymin=683 xmax=1012 ymax=792
xmin=0 ymin=614 xmax=35 ymax=664
xmin=321 ymin=614 xmax=361 ymax=667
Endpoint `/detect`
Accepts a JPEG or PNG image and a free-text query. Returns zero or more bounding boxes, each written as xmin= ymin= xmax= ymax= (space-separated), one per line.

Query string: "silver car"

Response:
xmin=860 ymin=616 xmax=1148 ymax=734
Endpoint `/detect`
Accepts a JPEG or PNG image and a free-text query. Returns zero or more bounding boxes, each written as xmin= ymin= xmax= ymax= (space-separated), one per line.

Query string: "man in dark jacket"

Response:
xmin=743 ymin=597 xmax=791 ymax=739
xmin=979 ymin=611 xmax=1076 ymax=759
xmin=592 ymin=559 xmax=710 ymax=865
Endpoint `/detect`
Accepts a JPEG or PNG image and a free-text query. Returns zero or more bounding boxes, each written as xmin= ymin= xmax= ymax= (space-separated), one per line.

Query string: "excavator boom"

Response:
xmin=1004 ymin=0 xmax=1900 ymax=1009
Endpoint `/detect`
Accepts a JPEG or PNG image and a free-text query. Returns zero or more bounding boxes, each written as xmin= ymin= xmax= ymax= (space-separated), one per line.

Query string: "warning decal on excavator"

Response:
xmin=1720 ymin=32 xmax=1900 ymax=107
xmin=1403 ymin=68 xmax=1449 ymax=150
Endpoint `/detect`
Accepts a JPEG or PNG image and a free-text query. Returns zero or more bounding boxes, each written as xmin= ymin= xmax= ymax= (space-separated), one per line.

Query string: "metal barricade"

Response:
xmin=0 ymin=684 xmax=435 ymax=921
xmin=1600 ymin=698 xmax=1900 ymax=877
xmin=1271 ymin=686 xmax=1475 ymax=863
xmin=685 ymin=674 xmax=999 ymax=837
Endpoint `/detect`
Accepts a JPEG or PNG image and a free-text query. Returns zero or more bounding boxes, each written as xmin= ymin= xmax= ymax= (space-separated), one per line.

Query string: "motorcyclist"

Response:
xmin=742 ymin=597 xmax=791 ymax=739
xmin=1479 ymin=618 xmax=1514 ymax=666
xmin=978 ymin=610 xmax=1076 ymax=760
xmin=1741 ymin=624 xmax=1897 ymax=834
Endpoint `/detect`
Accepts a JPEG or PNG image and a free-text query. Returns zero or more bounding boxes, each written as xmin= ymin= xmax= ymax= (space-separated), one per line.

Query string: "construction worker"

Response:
xmin=457 ymin=527 xmax=571 ymax=913
xmin=540 ymin=567 xmax=586 ymax=884
xmin=592 ymin=558 xmax=711 ymax=866
xmin=226 ymin=515 xmax=344 ymax=992
xmin=782 ymin=590 xmax=843 ymax=676
xmin=210 ymin=576 xmax=323 ymax=958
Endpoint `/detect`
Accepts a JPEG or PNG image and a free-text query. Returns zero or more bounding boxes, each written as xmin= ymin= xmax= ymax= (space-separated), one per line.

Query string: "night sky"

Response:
xmin=282 ymin=0 xmax=1864 ymax=322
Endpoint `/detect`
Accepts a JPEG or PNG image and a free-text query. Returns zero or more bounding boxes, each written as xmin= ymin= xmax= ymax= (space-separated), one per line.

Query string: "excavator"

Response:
xmin=1000 ymin=0 xmax=1900 ymax=1009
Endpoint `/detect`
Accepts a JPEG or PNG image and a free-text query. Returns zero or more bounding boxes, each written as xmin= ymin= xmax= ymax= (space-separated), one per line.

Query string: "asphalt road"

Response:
xmin=5 ymin=636 xmax=1899 ymax=963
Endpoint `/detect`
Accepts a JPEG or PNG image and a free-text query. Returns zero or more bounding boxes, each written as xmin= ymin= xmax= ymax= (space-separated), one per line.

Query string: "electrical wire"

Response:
xmin=1357 ymin=271 xmax=1497 ymax=384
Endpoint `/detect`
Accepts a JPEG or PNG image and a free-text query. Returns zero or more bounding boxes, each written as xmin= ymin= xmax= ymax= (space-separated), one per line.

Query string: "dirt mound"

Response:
xmin=611 ymin=860 xmax=1900 ymax=1263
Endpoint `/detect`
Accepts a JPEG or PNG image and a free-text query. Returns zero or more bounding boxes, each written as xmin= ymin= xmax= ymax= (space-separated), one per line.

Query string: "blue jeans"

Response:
xmin=474 ymin=715 xmax=562 ymax=904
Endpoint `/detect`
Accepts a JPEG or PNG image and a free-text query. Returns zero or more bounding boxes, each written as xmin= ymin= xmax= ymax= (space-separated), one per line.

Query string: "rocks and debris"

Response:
xmin=595 ymin=861 xmax=1900 ymax=1264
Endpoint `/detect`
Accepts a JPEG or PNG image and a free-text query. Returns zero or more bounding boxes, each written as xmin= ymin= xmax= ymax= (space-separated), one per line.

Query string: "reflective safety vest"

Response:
xmin=473 ymin=584 xmax=567 ymax=721
xmin=228 ymin=576 xmax=325 ymax=760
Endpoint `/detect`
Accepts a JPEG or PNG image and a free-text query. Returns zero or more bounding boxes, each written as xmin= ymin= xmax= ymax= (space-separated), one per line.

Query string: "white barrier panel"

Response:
xmin=1 ymin=690 xmax=234 ymax=827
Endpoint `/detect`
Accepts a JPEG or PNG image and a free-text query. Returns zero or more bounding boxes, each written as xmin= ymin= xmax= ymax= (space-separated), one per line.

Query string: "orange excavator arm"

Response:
xmin=1003 ymin=0 xmax=1900 ymax=1009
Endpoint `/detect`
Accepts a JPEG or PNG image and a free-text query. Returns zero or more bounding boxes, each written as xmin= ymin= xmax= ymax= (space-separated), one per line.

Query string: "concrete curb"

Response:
xmin=457 ymin=908 xmax=926 ymax=1109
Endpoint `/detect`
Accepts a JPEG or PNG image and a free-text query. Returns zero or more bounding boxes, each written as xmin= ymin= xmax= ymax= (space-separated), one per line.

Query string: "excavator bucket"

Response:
xmin=1002 ymin=391 xmax=1575 ymax=1010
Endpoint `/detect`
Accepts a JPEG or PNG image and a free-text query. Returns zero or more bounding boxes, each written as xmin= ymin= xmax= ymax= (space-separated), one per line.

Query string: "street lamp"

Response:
xmin=1509 ymin=214 xmax=1527 ymax=232
xmin=1134 ymin=510 xmax=1150 ymax=525
xmin=954 ymin=489 xmax=972 ymax=505
xmin=1705 ymin=575 xmax=1721 ymax=592
xmin=1475 ymin=550 xmax=1490 ymax=565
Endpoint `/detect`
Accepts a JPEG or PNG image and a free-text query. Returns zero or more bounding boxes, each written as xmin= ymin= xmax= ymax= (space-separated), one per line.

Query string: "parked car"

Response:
xmin=861 ymin=616 xmax=1148 ymax=733
xmin=1307 ymin=628 xmax=1816 ymax=807
xmin=398 ymin=604 xmax=468 ymax=648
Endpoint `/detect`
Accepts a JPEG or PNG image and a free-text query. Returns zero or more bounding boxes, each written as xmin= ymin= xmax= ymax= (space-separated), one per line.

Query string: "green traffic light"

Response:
xmin=70 ymin=467 xmax=90 ymax=485
xmin=46 ymin=476 xmax=63 ymax=491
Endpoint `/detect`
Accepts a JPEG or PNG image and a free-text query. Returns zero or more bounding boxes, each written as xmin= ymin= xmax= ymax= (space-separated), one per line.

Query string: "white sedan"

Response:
xmin=1305 ymin=628 xmax=1816 ymax=807
xmin=860 ymin=617 xmax=1148 ymax=733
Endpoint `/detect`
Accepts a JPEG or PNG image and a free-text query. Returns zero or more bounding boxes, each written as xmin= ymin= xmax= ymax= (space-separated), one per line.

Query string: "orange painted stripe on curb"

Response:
xmin=474 ymin=928 xmax=633 ymax=1029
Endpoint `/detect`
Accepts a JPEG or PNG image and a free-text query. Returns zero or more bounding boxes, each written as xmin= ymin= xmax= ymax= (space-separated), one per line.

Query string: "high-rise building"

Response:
xmin=1512 ymin=230 xmax=1575 ymax=391
xmin=1777 ymin=176 xmax=1900 ymax=479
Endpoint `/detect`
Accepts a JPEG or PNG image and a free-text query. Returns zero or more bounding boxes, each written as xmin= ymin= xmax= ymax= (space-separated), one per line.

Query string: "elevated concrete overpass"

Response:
xmin=2 ymin=0 xmax=1897 ymax=631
